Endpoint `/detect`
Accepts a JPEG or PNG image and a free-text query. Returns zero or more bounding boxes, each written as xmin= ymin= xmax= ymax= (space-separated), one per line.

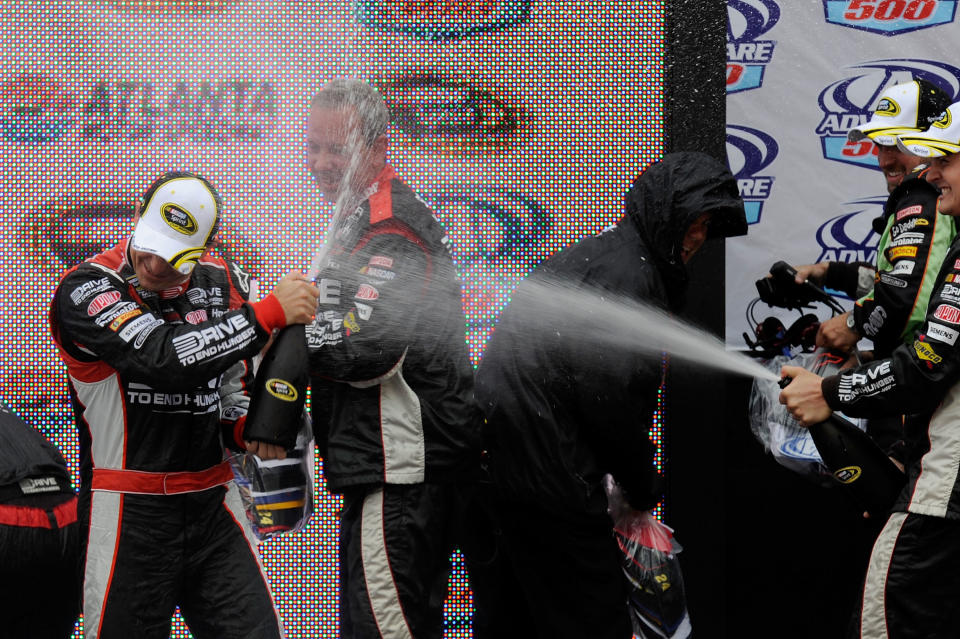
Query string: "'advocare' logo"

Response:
xmin=355 ymin=0 xmax=532 ymax=41
xmin=822 ymin=0 xmax=957 ymax=36
xmin=814 ymin=197 xmax=886 ymax=273
xmin=816 ymin=59 xmax=960 ymax=168
xmin=726 ymin=124 xmax=778 ymax=225
xmin=0 ymin=74 xmax=76 ymax=143
xmin=727 ymin=0 xmax=781 ymax=93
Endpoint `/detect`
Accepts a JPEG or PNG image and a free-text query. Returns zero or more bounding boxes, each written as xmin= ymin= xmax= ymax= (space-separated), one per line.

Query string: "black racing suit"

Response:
xmin=50 ymin=240 xmax=288 ymax=639
xmin=824 ymin=170 xmax=954 ymax=462
xmin=306 ymin=165 xmax=481 ymax=639
xmin=0 ymin=403 xmax=80 ymax=638
xmin=821 ymin=228 xmax=960 ymax=638
xmin=474 ymin=152 xmax=746 ymax=639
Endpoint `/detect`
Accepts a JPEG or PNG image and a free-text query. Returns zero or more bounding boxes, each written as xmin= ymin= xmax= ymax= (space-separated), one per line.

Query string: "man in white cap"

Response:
xmin=794 ymin=79 xmax=954 ymax=362
xmin=781 ymin=101 xmax=960 ymax=639
xmin=787 ymin=80 xmax=954 ymax=488
xmin=49 ymin=171 xmax=318 ymax=638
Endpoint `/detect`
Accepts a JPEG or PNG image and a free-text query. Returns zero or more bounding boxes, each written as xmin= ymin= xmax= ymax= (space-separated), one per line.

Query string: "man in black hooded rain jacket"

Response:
xmin=472 ymin=152 xmax=747 ymax=639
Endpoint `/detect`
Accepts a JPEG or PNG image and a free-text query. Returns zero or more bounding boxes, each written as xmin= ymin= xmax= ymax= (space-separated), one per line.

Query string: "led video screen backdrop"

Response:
xmin=0 ymin=1 xmax=663 ymax=636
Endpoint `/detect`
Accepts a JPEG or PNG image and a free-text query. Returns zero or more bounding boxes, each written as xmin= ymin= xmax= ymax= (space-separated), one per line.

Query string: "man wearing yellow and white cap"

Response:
xmin=781 ymin=101 xmax=960 ymax=639
xmin=794 ymin=79 xmax=954 ymax=361
xmin=49 ymin=171 xmax=318 ymax=638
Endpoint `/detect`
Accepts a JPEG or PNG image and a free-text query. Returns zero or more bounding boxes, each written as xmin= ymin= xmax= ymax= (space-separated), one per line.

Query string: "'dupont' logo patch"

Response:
xmin=822 ymin=0 xmax=957 ymax=36
xmin=816 ymin=59 xmax=960 ymax=169
xmin=0 ymin=74 xmax=76 ymax=143
xmin=726 ymin=124 xmax=778 ymax=225
xmin=727 ymin=0 xmax=781 ymax=93
xmin=160 ymin=204 xmax=199 ymax=235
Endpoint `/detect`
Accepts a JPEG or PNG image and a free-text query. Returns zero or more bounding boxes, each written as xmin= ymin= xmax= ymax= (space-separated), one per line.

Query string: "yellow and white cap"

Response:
xmin=897 ymin=101 xmax=960 ymax=158
xmin=848 ymin=79 xmax=951 ymax=147
xmin=130 ymin=175 xmax=220 ymax=274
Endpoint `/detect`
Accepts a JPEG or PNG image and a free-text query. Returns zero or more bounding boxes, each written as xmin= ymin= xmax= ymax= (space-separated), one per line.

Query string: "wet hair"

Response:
xmin=310 ymin=78 xmax=390 ymax=145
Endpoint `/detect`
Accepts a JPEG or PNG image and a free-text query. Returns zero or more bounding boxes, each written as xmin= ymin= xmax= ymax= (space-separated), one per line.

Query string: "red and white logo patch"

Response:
xmin=184 ymin=309 xmax=208 ymax=325
xmin=368 ymin=255 xmax=394 ymax=269
xmin=896 ymin=205 xmax=922 ymax=221
xmin=355 ymin=284 xmax=379 ymax=301
xmin=87 ymin=291 xmax=122 ymax=316
xmin=953 ymin=258 xmax=960 ymax=270
xmin=934 ymin=304 xmax=960 ymax=324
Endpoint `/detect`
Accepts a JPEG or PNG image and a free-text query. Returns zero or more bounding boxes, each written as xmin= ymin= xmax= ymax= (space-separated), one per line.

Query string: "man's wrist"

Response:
xmin=846 ymin=312 xmax=860 ymax=336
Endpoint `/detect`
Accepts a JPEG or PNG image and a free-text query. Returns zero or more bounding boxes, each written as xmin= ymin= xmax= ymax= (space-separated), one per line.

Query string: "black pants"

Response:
xmin=854 ymin=512 xmax=960 ymax=638
xmin=83 ymin=485 xmax=283 ymax=639
xmin=339 ymin=483 xmax=465 ymax=639
xmin=0 ymin=494 xmax=81 ymax=639
xmin=467 ymin=497 xmax=632 ymax=639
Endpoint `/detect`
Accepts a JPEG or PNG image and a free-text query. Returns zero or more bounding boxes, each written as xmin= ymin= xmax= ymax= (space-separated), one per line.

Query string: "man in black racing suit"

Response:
xmin=0 ymin=402 xmax=81 ymax=638
xmin=304 ymin=78 xmax=482 ymax=639
xmin=781 ymin=101 xmax=960 ymax=639
xmin=793 ymin=79 xmax=954 ymax=460
xmin=49 ymin=171 xmax=318 ymax=639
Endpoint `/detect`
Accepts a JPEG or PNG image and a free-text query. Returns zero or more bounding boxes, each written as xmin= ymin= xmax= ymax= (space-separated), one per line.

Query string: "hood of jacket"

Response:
xmin=623 ymin=151 xmax=746 ymax=310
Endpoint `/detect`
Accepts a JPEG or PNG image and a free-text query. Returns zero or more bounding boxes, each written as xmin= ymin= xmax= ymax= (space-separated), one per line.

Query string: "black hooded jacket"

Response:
xmin=475 ymin=152 xmax=745 ymax=515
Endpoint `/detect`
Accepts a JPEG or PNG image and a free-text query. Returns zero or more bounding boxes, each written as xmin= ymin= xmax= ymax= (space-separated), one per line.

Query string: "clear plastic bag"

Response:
xmin=604 ymin=476 xmax=692 ymax=639
xmin=748 ymin=350 xmax=865 ymax=484
xmin=229 ymin=413 xmax=315 ymax=541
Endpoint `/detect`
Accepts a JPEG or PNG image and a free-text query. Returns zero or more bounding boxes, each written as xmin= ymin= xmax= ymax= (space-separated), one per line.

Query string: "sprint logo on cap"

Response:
xmin=898 ymin=104 xmax=960 ymax=157
xmin=161 ymin=204 xmax=199 ymax=235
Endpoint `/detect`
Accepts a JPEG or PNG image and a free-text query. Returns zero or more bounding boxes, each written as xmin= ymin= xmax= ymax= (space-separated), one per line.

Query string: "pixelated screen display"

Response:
xmin=0 ymin=1 xmax=663 ymax=636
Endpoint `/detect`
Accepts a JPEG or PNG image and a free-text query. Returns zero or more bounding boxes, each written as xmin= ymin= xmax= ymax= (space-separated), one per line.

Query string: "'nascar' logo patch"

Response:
xmin=161 ymin=203 xmax=199 ymax=235
xmin=266 ymin=378 xmax=298 ymax=402
xmin=834 ymin=465 xmax=862 ymax=484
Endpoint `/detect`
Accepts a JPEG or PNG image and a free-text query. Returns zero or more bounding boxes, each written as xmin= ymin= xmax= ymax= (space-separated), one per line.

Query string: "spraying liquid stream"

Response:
xmin=304 ymin=83 xmax=776 ymax=383
xmin=306 ymin=103 xmax=372 ymax=281
xmin=515 ymin=276 xmax=780 ymax=382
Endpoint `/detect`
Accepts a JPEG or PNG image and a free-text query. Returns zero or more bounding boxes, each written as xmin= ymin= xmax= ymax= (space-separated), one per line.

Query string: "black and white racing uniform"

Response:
xmin=306 ymin=164 xmax=481 ymax=639
xmin=822 ymin=231 xmax=960 ymax=638
xmin=50 ymin=239 xmax=288 ymax=639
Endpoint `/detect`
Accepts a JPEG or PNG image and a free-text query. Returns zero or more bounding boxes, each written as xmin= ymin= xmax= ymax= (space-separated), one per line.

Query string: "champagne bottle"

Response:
xmin=807 ymin=413 xmax=906 ymax=516
xmin=243 ymin=324 xmax=309 ymax=449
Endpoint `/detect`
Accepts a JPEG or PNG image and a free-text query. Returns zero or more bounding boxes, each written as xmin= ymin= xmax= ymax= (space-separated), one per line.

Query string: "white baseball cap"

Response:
xmin=130 ymin=174 xmax=220 ymax=274
xmin=848 ymin=79 xmax=951 ymax=147
xmin=897 ymin=101 xmax=960 ymax=158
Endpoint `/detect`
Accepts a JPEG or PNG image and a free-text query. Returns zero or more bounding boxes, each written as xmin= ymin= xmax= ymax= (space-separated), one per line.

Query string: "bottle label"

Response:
xmin=834 ymin=466 xmax=862 ymax=484
xmin=266 ymin=378 xmax=299 ymax=402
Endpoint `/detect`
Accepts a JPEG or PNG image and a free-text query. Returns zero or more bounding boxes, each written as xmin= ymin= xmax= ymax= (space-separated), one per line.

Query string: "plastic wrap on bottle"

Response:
xmin=229 ymin=414 xmax=314 ymax=541
xmin=748 ymin=350 xmax=865 ymax=484
xmin=604 ymin=476 xmax=691 ymax=639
